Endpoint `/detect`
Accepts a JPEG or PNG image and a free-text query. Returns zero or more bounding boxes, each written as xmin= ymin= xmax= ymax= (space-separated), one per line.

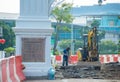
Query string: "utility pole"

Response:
xmin=71 ymin=0 xmax=74 ymax=55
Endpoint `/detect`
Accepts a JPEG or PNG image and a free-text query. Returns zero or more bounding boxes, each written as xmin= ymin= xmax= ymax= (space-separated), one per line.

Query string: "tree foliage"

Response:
xmin=4 ymin=47 xmax=15 ymax=57
xmin=98 ymin=30 xmax=105 ymax=41
xmin=0 ymin=21 xmax=15 ymax=50
xmin=58 ymin=39 xmax=83 ymax=52
xmin=4 ymin=47 xmax=15 ymax=53
xmin=79 ymin=26 xmax=90 ymax=36
xmin=52 ymin=3 xmax=74 ymax=54
xmin=58 ymin=40 xmax=71 ymax=50
xmin=91 ymin=19 xmax=100 ymax=27
xmin=99 ymin=40 xmax=118 ymax=54
xmin=52 ymin=3 xmax=73 ymax=23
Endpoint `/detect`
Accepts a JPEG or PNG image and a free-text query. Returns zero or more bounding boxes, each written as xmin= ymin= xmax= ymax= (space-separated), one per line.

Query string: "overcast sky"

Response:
xmin=0 ymin=0 xmax=120 ymax=13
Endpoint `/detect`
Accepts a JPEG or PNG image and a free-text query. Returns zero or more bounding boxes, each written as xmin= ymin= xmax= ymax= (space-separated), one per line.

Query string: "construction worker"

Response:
xmin=62 ymin=47 xmax=70 ymax=66
xmin=77 ymin=48 xmax=83 ymax=61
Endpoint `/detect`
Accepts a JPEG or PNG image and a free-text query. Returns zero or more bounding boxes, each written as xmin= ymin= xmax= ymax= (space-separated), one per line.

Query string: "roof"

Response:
xmin=72 ymin=3 xmax=120 ymax=16
xmin=0 ymin=3 xmax=120 ymax=20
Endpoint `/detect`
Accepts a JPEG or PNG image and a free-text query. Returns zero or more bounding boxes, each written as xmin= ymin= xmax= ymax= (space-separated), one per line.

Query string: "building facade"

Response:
xmin=72 ymin=3 xmax=120 ymax=43
xmin=0 ymin=3 xmax=120 ymax=46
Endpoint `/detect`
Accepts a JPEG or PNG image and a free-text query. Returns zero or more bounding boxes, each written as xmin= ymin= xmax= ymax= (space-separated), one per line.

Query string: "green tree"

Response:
xmin=99 ymin=40 xmax=118 ymax=54
xmin=4 ymin=47 xmax=15 ymax=57
xmin=58 ymin=40 xmax=71 ymax=50
xmin=0 ymin=21 xmax=15 ymax=50
xmin=79 ymin=26 xmax=90 ymax=36
xmin=98 ymin=30 xmax=105 ymax=41
xmin=91 ymin=19 xmax=100 ymax=27
xmin=52 ymin=3 xmax=74 ymax=54
xmin=58 ymin=39 xmax=83 ymax=52
xmin=74 ymin=40 xmax=83 ymax=51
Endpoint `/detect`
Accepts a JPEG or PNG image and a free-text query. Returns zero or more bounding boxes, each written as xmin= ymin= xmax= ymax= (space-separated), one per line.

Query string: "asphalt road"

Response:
xmin=24 ymin=79 xmax=120 ymax=82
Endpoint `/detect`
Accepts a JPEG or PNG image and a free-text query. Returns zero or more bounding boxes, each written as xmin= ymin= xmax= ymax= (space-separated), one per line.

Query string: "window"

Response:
xmin=109 ymin=21 xmax=114 ymax=26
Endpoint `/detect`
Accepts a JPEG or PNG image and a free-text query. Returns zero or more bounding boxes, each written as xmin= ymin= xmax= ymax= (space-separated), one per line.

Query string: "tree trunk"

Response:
xmin=53 ymin=22 xmax=61 ymax=55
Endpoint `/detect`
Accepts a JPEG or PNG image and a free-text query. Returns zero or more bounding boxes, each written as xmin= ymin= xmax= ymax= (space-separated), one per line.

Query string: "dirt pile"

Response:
xmin=55 ymin=62 xmax=120 ymax=80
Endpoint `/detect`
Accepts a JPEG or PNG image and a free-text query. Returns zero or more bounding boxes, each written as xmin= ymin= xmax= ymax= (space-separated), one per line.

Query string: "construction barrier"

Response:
xmin=55 ymin=55 xmax=63 ymax=64
xmin=0 ymin=56 xmax=26 ymax=82
xmin=9 ymin=57 xmax=18 ymax=82
xmin=69 ymin=55 xmax=78 ymax=64
xmin=55 ymin=54 xmax=120 ymax=64
xmin=99 ymin=54 xmax=120 ymax=64
xmin=55 ymin=55 xmax=78 ymax=64
xmin=15 ymin=56 xmax=26 ymax=81
xmin=0 ymin=60 xmax=1 ymax=81
xmin=1 ymin=59 xmax=9 ymax=82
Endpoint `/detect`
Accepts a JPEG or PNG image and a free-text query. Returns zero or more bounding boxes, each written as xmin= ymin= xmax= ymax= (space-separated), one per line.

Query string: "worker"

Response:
xmin=62 ymin=47 xmax=70 ymax=66
xmin=77 ymin=48 xmax=83 ymax=61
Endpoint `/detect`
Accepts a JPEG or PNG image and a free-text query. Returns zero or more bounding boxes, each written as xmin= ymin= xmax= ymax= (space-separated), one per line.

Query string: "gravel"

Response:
xmin=55 ymin=62 xmax=120 ymax=80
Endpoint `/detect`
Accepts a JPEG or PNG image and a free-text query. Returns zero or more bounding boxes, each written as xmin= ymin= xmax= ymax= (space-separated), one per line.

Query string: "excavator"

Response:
xmin=82 ymin=27 xmax=98 ymax=61
xmin=87 ymin=27 xmax=98 ymax=61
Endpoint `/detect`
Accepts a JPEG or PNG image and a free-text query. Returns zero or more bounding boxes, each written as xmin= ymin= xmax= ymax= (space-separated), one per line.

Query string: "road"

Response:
xmin=24 ymin=79 xmax=120 ymax=82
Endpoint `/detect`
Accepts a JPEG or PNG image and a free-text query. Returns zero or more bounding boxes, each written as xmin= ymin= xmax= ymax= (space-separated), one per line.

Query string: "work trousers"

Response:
xmin=62 ymin=55 xmax=68 ymax=66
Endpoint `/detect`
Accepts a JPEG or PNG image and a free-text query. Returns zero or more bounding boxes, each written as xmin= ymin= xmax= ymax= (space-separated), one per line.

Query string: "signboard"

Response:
xmin=22 ymin=38 xmax=45 ymax=62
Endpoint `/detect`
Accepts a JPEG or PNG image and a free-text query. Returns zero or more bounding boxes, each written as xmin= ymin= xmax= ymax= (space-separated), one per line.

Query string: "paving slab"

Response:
xmin=24 ymin=79 xmax=120 ymax=82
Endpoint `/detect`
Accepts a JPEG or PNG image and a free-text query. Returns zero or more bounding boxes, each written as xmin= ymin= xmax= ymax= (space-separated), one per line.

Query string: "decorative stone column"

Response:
xmin=13 ymin=0 xmax=54 ymax=76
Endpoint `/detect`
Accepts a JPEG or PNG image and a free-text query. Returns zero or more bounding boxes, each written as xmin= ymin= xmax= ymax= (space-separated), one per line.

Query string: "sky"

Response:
xmin=0 ymin=0 xmax=120 ymax=13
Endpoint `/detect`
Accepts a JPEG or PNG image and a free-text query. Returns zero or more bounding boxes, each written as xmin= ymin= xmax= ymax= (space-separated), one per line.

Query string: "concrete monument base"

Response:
xmin=23 ymin=63 xmax=51 ymax=76
xmin=13 ymin=0 xmax=54 ymax=76
xmin=14 ymin=27 xmax=53 ymax=76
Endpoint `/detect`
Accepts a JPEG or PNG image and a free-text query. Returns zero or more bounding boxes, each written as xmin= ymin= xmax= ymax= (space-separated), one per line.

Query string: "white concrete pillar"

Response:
xmin=20 ymin=0 xmax=48 ymax=19
xmin=13 ymin=0 xmax=54 ymax=76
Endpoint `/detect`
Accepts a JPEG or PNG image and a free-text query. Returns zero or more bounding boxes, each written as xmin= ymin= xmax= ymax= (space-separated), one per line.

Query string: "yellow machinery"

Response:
xmin=87 ymin=27 xmax=98 ymax=61
xmin=82 ymin=27 xmax=98 ymax=61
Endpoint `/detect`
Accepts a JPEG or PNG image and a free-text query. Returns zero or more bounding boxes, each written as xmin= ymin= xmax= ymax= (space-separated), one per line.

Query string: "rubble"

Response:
xmin=55 ymin=62 xmax=120 ymax=80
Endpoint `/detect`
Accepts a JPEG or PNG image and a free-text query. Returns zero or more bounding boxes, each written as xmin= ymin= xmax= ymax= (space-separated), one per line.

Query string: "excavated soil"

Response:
xmin=55 ymin=61 xmax=120 ymax=80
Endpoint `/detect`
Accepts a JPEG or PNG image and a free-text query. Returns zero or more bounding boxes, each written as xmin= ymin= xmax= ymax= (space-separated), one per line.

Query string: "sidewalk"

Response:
xmin=24 ymin=79 xmax=120 ymax=82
